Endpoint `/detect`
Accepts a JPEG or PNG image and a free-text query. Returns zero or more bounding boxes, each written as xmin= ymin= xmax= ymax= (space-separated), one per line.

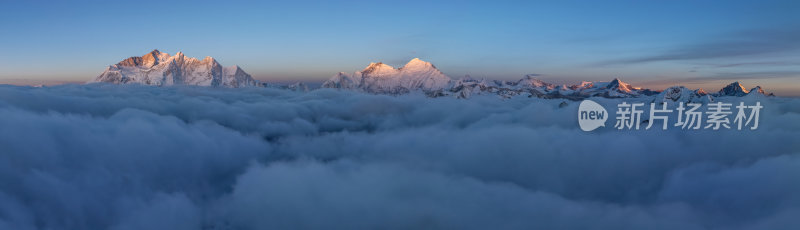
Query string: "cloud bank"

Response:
xmin=0 ymin=84 xmax=798 ymax=229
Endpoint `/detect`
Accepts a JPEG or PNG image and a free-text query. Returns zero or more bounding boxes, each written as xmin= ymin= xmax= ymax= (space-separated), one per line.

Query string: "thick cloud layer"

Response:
xmin=0 ymin=84 xmax=797 ymax=230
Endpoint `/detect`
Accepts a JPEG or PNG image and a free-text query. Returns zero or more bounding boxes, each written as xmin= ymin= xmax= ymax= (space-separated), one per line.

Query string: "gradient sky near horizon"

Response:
xmin=1 ymin=0 xmax=799 ymax=95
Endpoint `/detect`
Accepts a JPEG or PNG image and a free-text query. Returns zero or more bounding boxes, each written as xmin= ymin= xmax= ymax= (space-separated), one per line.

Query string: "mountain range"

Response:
xmin=320 ymin=58 xmax=773 ymax=101
xmin=90 ymin=50 xmax=258 ymax=88
xmin=90 ymin=50 xmax=774 ymax=101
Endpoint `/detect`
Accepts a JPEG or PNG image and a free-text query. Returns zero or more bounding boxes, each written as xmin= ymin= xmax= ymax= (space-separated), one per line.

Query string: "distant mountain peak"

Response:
xmin=606 ymin=78 xmax=633 ymax=92
xmin=361 ymin=62 xmax=397 ymax=76
xmin=517 ymin=75 xmax=552 ymax=88
xmin=400 ymin=58 xmax=442 ymax=76
xmin=717 ymin=81 xmax=750 ymax=96
xmin=407 ymin=57 xmax=424 ymax=63
xmin=747 ymin=85 xmax=774 ymax=96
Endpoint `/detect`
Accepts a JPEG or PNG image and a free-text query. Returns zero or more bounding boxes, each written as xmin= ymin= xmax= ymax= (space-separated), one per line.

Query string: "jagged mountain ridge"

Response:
xmin=715 ymin=81 xmax=775 ymax=97
xmin=653 ymin=86 xmax=714 ymax=104
xmin=320 ymin=59 xmax=661 ymax=99
xmin=91 ymin=50 xmax=258 ymax=88
xmin=322 ymin=58 xmax=773 ymax=100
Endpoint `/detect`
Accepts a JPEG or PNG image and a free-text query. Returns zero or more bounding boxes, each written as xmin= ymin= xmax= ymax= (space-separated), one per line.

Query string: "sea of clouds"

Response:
xmin=0 ymin=84 xmax=798 ymax=230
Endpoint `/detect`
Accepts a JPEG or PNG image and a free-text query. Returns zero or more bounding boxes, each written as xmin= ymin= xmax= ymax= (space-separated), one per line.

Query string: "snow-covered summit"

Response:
xmin=323 ymin=58 xmax=451 ymax=94
xmin=606 ymin=78 xmax=635 ymax=93
xmin=714 ymin=81 xmax=774 ymax=97
xmin=321 ymin=72 xmax=361 ymax=89
xmin=90 ymin=50 xmax=258 ymax=88
xmin=715 ymin=81 xmax=749 ymax=97
xmin=511 ymin=75 xmax=557 ymax=90
xmin=361 ymin=62 xmax=398 ymax=77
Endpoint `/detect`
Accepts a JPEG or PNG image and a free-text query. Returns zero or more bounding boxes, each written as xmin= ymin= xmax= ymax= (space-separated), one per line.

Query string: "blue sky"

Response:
xmin=1 ymin=0 xmax=798 ymax=95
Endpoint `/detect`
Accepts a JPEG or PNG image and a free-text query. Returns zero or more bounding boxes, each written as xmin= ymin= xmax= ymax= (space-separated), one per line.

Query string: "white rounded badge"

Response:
xmin=578 ymin=100 xmax=608 ymax=131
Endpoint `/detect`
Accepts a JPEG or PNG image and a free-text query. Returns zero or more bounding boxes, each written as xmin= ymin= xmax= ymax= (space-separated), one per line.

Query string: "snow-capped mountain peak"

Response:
xmin=717 ymin=81 xmax=749 ymax=96
xmin=321 ymin=72 xmax=361 ymax=89
xmin=90 ymin=50 xmax=258 ymax=88
xmin=746 ymin=86 xmax=775 ymax=97
xmin=402 ymin=58 xmax=434 ymax=69
xmin=517 ymin=75 xmax=553 ymax=89
xmin=749 ymin=86 xmax=764 ymax=95
xmin=398 ymin=58 xmax=446 ymax=78
xmin=142 ymin=49 xmax=169 ymax=67
xmin=361 ymin=62 xmax=398 ymax=77
xmin=606 ymin=78 xmax=635 ymax=92
xmin=324 ymin=58 xmax=451 ymax=94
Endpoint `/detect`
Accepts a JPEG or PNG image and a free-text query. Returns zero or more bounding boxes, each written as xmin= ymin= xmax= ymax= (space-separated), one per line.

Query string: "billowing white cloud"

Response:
xmin=0 ymin=84 xmax=797 ymax=229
